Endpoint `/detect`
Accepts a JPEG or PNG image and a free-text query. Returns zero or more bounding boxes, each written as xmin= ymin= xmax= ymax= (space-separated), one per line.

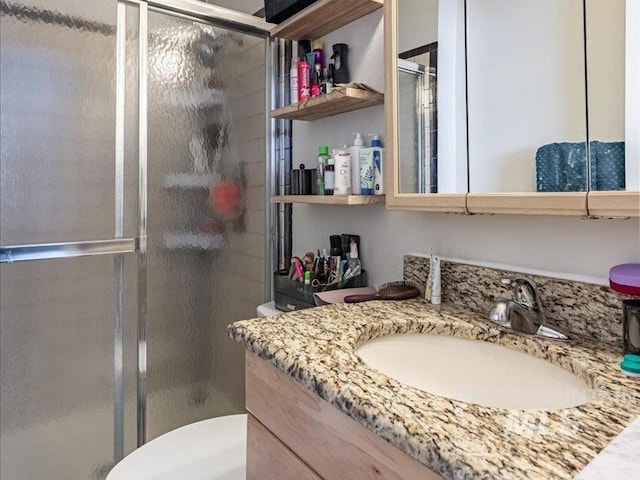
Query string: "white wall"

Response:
xmin=291 ymin=9 xmax=640 ymax=288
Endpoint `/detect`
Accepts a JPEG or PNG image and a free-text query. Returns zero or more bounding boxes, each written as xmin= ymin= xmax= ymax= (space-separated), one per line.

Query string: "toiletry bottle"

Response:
xmin=305 ymin=52 xmax=316 ymax=78
xmin=359 ymin=147 xmax=374 ymax=195
xmin=317 ymin=145 xmax=330 ymax=195
xmin=325 ymin=63 xmax=334 ymax=93
xmin=312 ymin=40 xmax=325 ymax=70
xmin=298 ymin=58 xmax=311 ymax=101
xmin=343 ymin=240 xmax=362 ymax=282
xmin=369 ymin=134 xmax=384 ymax=195
xmin=299 ymin=163 xmax=312 ymax=195
xmin=329 ymin=235 xmax=342 ymax=283
xmin=324 ymin=157 xmax=335 ymax=195
xmin=298 ymin=40 xmax=311 ymax=58
xmin=331 ymin=43 xmax=350 ymax=84
xmin=350 ymin=132 xmax=364 ymax=195
xmin=333 ymin=146 xmax=352 ymax=196
xmin=431 ymin=255 xmax=441 ymax=305
xmin=311 ymin=63 xmax=322 ymax=97
xmin=290 ymin=57 xmax=299 ymax=104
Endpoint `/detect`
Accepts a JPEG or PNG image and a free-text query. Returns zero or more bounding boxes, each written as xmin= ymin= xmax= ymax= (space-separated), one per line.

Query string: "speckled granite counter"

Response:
xmin=228 ymin=300 xmax=640 ymax=479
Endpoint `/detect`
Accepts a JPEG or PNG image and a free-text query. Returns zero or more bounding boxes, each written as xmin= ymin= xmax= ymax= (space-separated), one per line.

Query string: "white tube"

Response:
xmin=431 ymin=255 xmax=441 ymax=305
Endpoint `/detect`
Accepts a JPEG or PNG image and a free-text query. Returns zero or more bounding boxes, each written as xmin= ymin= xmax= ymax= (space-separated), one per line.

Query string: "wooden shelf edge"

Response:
xmin=271 ymin=0 xmax=383 ymax=41
xmin=271 ymin=87 xmax=384 ymax=121
xmin=466 ymin=193 xmax=588 ymax=216
xmin=271 ymin=195 xmax=385 ymax=205
xmin=385 ymin=193 xmax=467 ymax=213
xmin=587 ymin=191 xmax=640 ymax=217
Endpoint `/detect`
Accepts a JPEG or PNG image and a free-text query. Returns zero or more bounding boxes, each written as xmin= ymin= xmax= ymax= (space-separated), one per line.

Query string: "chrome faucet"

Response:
xmin=489 ymin=277 xmax=570 ymax=340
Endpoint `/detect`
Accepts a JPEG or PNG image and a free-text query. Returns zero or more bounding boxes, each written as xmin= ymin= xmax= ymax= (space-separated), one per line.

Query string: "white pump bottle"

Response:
xmin=349 ymin=132 xmax=364 ymax=195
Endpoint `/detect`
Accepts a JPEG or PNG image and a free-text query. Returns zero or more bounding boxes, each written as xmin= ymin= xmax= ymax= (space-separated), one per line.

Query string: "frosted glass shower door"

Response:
xmin=145 ymin=10 xmax=267 ymax=441
xmin=1 ymin=3 xmax=270 ymax=478
xmin=0 ymin=1 xmax=139 ymax=479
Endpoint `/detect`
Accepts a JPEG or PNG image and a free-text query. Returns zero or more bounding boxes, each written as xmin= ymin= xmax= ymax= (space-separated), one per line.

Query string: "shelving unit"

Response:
xmin=271 ymin=85 xmax=384 ymax=121
xmin=269 ymin=0 xmax=387 ymax=208
xmin=167 ymin=89 xmax=224 ymax=108
xmin=271 ymin=0 xmax=383 ymax=41
xmin=163 ymin=173 xmax=219 ymax=189
xmin=271 ymin=195 xmax=385 ymax=205
xmin=163 ymin=233 xmax=225 ymax=251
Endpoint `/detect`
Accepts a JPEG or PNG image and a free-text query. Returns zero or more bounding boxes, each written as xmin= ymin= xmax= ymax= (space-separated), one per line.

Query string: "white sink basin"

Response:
xmin=357 ymin=334 xmax=596 ymax=410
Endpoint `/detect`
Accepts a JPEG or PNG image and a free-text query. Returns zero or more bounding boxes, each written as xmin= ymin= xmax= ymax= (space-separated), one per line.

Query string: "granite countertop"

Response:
xmin=228 ymin=299 xmax=640 ymax=479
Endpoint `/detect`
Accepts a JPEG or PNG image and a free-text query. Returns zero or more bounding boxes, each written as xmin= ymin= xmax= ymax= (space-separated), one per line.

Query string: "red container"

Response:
xmin=297 ymin=60 xmax=311 ymax=101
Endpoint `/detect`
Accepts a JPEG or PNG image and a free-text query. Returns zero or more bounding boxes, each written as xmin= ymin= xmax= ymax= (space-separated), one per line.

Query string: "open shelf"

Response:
xmin=271 ymin=0 xmax=383 ymax=41
xmin=271 ymin=84 xmax=384 ymax=121
xmin=271 ymin=195 xmax=385 ymax=205
xmin=163 ymin=233 xmax=225 ymax=251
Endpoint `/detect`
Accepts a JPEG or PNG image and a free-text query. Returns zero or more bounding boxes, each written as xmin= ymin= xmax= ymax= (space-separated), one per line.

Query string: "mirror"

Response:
xmin=586 ymin=0 xmax=636 ymax=192
xmin=467 ymin=0 xmax=587 ymax=193
xmin=393 ymin=0 xmax=638 ymax=197
xmin=396 ymin=0 xmax=468 ymax=194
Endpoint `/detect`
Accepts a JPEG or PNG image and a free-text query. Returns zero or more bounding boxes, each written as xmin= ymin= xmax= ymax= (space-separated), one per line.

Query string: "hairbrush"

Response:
xmin=343 ymin=280 xmax=421 ymax=303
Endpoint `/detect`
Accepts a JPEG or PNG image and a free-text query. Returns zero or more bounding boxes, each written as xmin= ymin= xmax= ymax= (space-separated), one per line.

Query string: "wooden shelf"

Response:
xmin=271 ymin=195 xmax=385 ymax=205
xmin=271 ymin=0 xmax=383 ymax=41
xmin=271 ymin=85 xmax=383 ymax=121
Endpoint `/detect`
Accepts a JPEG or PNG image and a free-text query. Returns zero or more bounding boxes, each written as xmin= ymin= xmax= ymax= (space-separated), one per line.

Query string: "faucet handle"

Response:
xmin=500 ymin=277 xmax=537 ymax=308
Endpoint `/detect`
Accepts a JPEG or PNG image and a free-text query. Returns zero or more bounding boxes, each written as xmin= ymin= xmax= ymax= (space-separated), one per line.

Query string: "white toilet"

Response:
xmin=107 ymin=304 xmax=280 ymax=480
xmin=256 ymin=301 xmax=281 ymax=317
xmin=106 ymin=414 xmax=247 ymax=480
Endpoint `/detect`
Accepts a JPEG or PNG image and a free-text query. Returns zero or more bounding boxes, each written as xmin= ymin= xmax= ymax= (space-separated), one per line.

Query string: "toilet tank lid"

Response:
xmin=610 ymin=264 xmax=640 ymax=296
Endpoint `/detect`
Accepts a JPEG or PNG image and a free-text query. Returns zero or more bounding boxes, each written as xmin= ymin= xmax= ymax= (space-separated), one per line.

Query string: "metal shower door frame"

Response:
xmin=125 ymin=0 xmax=274 ymax=454
xmin=0 ymin=0 xmax=273 ymax=467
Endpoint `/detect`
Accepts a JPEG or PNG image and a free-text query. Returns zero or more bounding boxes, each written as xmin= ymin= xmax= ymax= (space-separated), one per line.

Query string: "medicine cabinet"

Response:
xmin=385 ymin=0 xmax=640 ymax=216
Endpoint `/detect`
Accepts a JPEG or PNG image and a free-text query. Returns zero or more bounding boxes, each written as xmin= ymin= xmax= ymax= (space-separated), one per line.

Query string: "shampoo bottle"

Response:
xmin=369 ymin=134 xmax=384 ymax=195
xmin=349 ymin=132 xmax=364 ymax=195
xmin=333 ymin=146 xmax=352 ymax=196
xmin=359 ymin=147 xmax=374 ymax=195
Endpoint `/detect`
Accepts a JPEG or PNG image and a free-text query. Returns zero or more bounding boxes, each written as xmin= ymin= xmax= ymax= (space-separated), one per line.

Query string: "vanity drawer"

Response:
xmin=247 ymin=413 xmax=321 ymax=480
xmin=245 ymin=352 xmax=442 ymax=480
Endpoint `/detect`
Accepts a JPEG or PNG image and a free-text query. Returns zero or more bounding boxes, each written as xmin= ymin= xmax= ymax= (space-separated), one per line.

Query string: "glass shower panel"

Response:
xmin=146 ymin=11 xmax=266 ymax=440
xmin=0 ymin=0 xmax=117 ymax=245
xmin=398 ymin=70 xmax=420 ymax=193
xmin=0 ymin=255 xmax=137 ymax=480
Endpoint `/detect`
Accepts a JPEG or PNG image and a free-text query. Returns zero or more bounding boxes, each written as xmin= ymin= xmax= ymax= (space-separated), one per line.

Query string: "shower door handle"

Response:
xmin=0 ymin=238 xmax=139 ymax=264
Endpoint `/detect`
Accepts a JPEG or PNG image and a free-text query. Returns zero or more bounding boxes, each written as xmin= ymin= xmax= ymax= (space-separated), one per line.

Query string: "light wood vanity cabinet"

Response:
xmin=245 ymin=352 xmax=442 ymax=480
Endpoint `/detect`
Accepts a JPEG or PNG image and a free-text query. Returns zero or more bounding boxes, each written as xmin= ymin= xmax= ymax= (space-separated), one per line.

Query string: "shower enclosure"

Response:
xmin=0 ymin=1 xmax=272 ymax=478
